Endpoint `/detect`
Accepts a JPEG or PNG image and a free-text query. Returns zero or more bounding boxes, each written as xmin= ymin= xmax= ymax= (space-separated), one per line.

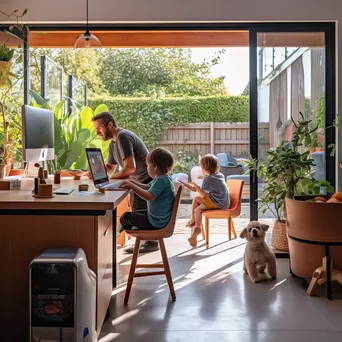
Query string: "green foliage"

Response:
xmin=30 ymin=90 xmax=110 ymax=170
xmin=29 ymin=48 xmax=106 ymax=96
xmin=89 ymin=95 xmax=249 ymax=148
xmin=99 ymin=48 xmax=227 ymax=97
xmin=0 ymin=44 xmax=14 ymax=62
xmin=172 ymin=151 xmax=201 ymax=175
xmin=246 ymin=112 xmax=334 ymax=222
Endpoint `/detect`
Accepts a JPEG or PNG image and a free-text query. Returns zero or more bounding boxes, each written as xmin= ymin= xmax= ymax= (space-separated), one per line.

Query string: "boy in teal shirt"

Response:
xmin=119 ymin=147 xmax=175 ymax=232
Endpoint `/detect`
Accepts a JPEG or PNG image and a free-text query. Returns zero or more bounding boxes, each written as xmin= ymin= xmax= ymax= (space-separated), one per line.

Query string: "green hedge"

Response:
xmin=89 ymin=96 xmax=249 ymax=148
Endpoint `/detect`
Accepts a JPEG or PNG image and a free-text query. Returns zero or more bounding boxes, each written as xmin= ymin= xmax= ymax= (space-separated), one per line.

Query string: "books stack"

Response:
xmin=0 ymin=179 xmax=21 ymax=190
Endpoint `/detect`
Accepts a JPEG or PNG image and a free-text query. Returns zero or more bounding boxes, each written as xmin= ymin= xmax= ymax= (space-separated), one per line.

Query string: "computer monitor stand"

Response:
xmin=23 ymin=161 xmax=43 ymax=178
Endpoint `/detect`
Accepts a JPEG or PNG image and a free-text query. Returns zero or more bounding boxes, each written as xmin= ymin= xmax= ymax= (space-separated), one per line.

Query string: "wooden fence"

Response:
xmin=159 ymin=122 xmax=270 ymax=158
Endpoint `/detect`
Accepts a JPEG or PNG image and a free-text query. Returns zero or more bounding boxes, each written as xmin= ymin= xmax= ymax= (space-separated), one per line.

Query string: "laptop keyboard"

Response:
xmin=53 ymin=187 xmax=75 ymax=195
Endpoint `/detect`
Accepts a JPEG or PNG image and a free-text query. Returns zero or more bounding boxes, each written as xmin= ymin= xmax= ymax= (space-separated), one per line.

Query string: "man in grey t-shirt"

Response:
xmin=92 ymin=112 xmax=159 ymax=253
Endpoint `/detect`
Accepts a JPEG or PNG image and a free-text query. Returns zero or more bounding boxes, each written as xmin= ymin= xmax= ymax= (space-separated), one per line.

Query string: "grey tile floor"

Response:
xmin=99 ymin=234 xmax=342 ymax=342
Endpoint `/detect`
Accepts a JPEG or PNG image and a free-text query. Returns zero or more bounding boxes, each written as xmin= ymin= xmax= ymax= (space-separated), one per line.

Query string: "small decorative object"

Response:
xmin=36 ymin=184 xmax=53 ymax=198
xmin=66 ymin=169 xmax=88 ymax=180
xmin=54 ymin=172 xmax=61 ymax=184
xmin=0 ymin=179 xmax=21 ymax=190
xmin=43 ymin=170 xmax=48 ymax=179
xmin=98 ymin=188 xmax=106 ymax=194
xmin=78 ymin=184 xmax=89 ymax=192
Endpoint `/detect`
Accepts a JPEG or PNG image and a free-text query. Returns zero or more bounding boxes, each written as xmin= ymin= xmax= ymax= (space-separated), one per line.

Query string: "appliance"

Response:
xmin=29 ymin=248 xmax=96 ymax=342
xmin=86 ymin=148 xmax=121 ymax=189
xmin=22 ymin=105 xmax=55 ymax=162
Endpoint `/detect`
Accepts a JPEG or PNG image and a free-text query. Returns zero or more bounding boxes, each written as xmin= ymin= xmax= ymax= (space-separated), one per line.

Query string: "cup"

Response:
xmin=54 ymin=172 xmax=61 ymax=184
xmin=38 ymin=184 xmax=53 ymax=197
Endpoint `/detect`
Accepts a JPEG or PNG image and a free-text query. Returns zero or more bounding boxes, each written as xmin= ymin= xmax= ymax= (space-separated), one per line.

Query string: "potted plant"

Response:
xmin=0 ymin=9 xmax=28 ymax=174
xmin=246 ymin=112 xmax=334 ymax=251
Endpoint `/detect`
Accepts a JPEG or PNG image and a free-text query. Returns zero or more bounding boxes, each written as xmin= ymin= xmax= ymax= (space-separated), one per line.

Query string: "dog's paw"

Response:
xmin=252 ymin=277 xmax=260 ymax=283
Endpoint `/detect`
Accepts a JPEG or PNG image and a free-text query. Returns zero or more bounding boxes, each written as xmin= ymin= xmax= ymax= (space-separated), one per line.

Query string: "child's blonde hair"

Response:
xmin=200 ymin=154 xmax=220 ymax=174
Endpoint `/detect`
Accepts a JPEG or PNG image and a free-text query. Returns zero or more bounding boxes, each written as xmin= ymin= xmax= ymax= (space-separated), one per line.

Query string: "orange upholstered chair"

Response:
xmin=201 ymin=179 xmax=244 ymax=248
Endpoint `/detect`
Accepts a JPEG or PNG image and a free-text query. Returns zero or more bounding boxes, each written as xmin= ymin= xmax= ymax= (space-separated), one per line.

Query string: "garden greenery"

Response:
xmin=89 ymin=95 xmax=249 ymax=149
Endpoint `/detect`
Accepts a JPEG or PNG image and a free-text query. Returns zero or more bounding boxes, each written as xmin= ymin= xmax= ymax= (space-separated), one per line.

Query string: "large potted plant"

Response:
xmin=247 ymin=112 xmax=334 ymax=251
xmin=0 ymin=9 xmax=27 ymax=175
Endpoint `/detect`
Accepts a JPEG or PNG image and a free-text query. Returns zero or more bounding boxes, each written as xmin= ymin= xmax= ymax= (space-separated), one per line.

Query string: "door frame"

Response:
xmin=249 ymin=23 xmax=336 ymax=220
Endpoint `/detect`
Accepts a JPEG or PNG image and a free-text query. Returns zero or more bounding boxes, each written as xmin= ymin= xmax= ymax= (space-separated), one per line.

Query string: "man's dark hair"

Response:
xmin=91 ymin=112 xmax=117 ymax=127
xmin=147 ymin=147 xmax=174 ymax=173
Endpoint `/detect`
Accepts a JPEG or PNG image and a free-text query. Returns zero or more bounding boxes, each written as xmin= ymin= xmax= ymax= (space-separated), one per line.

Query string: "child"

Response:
xmin=187 ymin=154 xmax=230 ymax=248
xmin=119 ymin=147 xmax=175 ymax=233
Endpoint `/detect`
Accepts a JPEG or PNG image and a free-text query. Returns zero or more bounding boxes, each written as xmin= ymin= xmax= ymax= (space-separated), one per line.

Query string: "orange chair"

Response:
xmin=124 ymin=185 xmax=183 ymax=304
xmin=201 ymin=179 xmax=244 ymax=248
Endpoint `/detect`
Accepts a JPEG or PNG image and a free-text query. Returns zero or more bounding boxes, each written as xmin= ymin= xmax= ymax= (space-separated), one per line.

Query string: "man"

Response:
xmin=92 ymin=112 xmax=159 ymax=253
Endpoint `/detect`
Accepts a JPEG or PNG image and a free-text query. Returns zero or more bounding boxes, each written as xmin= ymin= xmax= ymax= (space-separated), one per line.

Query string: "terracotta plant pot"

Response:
xmin=0 ymin=164 xmax=5 ymax=179
xmin=286 ymin=196 xmax=342 ymax=279
xmin=271 ymin=220 xmax=289 ymax=251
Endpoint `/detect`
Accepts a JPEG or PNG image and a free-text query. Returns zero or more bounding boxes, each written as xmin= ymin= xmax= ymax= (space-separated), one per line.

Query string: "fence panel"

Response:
xmin=159 ymin=122 xmax=269 ymax=158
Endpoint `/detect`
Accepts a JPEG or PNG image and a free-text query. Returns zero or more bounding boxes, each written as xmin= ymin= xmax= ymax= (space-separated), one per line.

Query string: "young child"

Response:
xmin=119 ymin=147 xmax=175 ymax=233
xmin=187 ymin=154 xmax=230 ymax=248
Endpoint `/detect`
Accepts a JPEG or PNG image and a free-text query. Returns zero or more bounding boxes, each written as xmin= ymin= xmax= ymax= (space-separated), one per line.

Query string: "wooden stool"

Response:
xmin=307 ymin=257 xmax=342 ymax=299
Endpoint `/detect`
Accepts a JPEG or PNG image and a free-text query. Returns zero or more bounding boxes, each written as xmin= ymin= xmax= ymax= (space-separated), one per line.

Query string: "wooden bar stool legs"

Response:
xmin=124 ymin=237 xmax=176 ymax=304
xmin=307 ymin=256 xmax=342 ymax=300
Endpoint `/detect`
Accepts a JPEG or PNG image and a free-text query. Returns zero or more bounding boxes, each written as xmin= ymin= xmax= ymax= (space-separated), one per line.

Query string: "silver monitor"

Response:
xmin=22 ymin=105 xmax=55 ymax=162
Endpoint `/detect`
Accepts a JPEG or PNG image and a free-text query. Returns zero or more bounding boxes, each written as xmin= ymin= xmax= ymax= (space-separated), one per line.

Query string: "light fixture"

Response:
xmin=74 ymin=0 xmax=102 ymax=48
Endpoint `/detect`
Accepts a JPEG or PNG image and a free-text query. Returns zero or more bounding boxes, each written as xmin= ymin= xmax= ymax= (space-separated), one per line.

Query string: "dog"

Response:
xmin=239 ymin=221 xmax=277 ymax=283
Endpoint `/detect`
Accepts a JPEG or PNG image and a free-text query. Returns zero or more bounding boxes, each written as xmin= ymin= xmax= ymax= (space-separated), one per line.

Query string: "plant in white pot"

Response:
xmin=246 ymin=112 xmax=334 ymax=251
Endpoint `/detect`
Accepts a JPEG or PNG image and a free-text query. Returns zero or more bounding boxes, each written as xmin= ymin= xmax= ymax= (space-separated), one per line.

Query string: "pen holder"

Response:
xmin=37 ymin=184 xmax=53 ymax=197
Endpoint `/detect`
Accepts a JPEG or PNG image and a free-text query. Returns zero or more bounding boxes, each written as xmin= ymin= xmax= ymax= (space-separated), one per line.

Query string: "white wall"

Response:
xmin=0 ymin=0 xmax=341 ymax=189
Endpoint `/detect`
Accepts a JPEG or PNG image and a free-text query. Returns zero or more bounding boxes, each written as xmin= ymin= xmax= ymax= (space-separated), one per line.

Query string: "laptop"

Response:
xmin=86 ymin=148 xmax=122 ymax=189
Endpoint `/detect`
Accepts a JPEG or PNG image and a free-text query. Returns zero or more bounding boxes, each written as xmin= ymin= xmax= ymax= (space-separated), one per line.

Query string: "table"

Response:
xmin=0 ymin=178 xmax=128 ymax=341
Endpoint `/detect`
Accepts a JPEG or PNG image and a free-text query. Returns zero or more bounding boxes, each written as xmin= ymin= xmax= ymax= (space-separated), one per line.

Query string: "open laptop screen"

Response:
xmin=86 ymin=148 xmax=109 ymax=187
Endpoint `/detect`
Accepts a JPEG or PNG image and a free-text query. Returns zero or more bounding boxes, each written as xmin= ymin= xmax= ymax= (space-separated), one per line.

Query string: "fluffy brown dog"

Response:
xmin=240 ymin=221 xmax=277 ymax=283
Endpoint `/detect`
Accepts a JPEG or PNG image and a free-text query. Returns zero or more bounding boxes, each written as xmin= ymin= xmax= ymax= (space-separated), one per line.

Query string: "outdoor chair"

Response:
xmin=200 ymin=179 xmax=244 ymax=248
xmin=124 ymin=184 xmax=183 ymax=304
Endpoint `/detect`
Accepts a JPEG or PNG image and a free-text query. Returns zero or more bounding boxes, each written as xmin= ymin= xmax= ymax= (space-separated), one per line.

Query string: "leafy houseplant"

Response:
xmin=0 ymin=9 xmax=27 ymax=173
xmin=30 ymin=90 xmax=110 ymax=170
xmin=246 ymin=112 xmax=334 ymax=251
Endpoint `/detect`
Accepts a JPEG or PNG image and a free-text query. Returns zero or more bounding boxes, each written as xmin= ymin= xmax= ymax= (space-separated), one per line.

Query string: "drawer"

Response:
xmin=98 ymin=210 xmax=112 ymax=239
xmin=97 ymin=224 xmax=112 ymax=284
xmin=97 ymin=258 xmax=112 ymax=333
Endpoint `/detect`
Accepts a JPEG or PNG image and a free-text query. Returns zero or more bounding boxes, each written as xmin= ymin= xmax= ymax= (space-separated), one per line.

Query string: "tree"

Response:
xmin=99 ymin=48 xmax=227 ymax=97
xmin=30 ymin=48 xmax=105 ymax=96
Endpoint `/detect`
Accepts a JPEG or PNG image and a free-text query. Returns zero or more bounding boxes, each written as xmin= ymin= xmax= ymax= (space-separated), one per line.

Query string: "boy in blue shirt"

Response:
xmin=119 ymin=147 xmax=175 ymax=232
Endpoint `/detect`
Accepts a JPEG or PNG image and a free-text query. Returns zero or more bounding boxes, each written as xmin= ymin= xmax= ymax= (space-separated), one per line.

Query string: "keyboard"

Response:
xmin=53 ymin=187 xmax=75 ymax=195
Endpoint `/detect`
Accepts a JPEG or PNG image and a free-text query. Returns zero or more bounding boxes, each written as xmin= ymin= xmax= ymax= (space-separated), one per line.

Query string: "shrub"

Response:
xmin=89 ymin=95 xmax=249 ymax=148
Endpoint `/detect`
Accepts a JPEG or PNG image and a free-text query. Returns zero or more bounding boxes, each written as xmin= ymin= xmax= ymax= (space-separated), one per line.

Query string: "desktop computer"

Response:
xmin=22 ymin=105 xmax=55 ymax=177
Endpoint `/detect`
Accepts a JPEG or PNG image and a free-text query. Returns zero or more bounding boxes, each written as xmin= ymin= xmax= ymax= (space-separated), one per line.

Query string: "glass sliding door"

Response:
xmin=249 ymin=25 xmax=336 ymax=228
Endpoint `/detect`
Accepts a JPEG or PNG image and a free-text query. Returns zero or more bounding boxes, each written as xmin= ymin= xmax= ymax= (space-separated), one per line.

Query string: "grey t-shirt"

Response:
xmin=108 ymin=129 xmax=149 ymax=182
xmin=201 ymin=172 xmax=230 ymax=209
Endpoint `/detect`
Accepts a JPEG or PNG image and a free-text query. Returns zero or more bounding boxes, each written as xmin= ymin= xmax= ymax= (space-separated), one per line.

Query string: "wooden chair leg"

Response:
xmin=205 ymin=217 xmax=209 ymax=249
xmin=124 ymin=237 xmax=141 ymax=304
xmin=116 ymin=231 xmax=126 ymax=245
xmin=200 ymin=222 xmax=205 ymax=239
xmin=307 ymin=267 xmax=324 ymax=296
xmin=228 ymin=217 xmax=232 ymax=240
xmin=230 ymin=217 xmax=237 ymax=239
xmin=159 ymin=238 xmax=176 ymax=301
